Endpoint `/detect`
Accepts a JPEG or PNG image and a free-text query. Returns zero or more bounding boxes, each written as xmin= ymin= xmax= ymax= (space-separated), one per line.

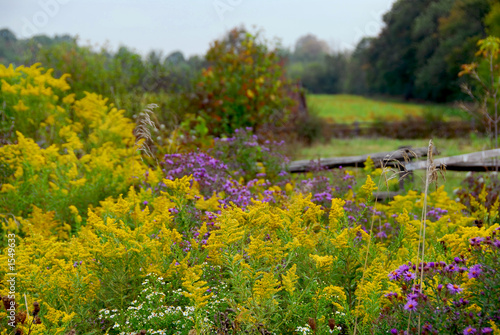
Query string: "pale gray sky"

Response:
xmin=0 ymin=0 xmax=396 ymax=57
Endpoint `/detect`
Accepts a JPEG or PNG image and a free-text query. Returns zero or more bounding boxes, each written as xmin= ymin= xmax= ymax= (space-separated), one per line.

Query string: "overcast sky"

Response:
xmin=0 ymin=0 xmax=396 ymax=57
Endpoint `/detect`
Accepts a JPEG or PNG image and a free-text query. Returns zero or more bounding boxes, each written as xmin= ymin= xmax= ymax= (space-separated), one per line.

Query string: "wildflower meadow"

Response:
xmin=1 ymin=38 xmax=500 ymax=335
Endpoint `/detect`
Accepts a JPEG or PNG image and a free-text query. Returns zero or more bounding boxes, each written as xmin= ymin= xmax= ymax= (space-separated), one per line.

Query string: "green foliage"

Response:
xmin=187 ymin=28 xmax=294 ymax=136
xmin=0 ymin=29 xmax=202 ymax=126
xmin=284 ymin=0 xmax=498 ymax=103
xmin=347 ymin=0 xmax=494 ymax=102
xmin=485 ymin=1 xmax=500 ymax=37
xmin=460 ymin=36 xmax=500 ymax=148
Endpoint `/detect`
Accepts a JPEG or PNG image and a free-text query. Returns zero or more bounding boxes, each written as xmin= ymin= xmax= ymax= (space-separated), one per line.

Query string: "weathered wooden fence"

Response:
xmin=405 ymin=149 xmax=500 ymax=172
xmin=288 ymin=147 xmax=436 ymax=173
xmin=289 ymin=147 xmax=500 ymax=201
xmin=290 ymin=148 xmax=500 ymax=173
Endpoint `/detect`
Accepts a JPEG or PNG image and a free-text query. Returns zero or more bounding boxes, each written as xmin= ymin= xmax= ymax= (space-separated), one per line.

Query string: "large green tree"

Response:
xmin=353 ymin=0 xmax=495 ymax=102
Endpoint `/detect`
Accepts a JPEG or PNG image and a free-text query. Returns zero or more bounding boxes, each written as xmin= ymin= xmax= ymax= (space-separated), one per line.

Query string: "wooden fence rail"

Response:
xmin=289 ymin=148 xmax=500 ymax=173
xmin=289 ymin=148 xmax=500 ymax=201
xmin=288 ymin=146 xmax=436 ymax=173
xmin=405 ymin=149 xmax=500 ymax=172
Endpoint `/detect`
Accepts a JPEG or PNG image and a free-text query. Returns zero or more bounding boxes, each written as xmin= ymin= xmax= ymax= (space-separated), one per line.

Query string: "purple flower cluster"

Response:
xmin=294 ymin=163 xmax=356 ymax=209
xmin=381 ymin=236 xmax=500 ymax=334
xmin=160 ymin=151 xmax=254 ymax=209
xmin=161 ymin=152 xmax=229 ymax=197
xmin=469 ymin=234 xmax=500 ymax=249
xmin=210 ymin=127 xmax=290 ymax=182
xmin=446 ymin=283 xmax=463 ymax=295
xmin=404 ymin=298 xmax=418 ymax=311
xmin=427 ymin=206 xmax=449 ymax=222
xmin=463 ymin=326 xmax=493 ymax=334
xmin=388 ymin=264 xmax=416 ymax=281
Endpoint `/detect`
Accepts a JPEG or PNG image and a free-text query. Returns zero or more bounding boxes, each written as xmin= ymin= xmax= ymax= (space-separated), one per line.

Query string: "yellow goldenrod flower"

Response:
xmin=253 ymin=271 xmax=281 ymax=303
xmin=360 ymin=175 xmax=377 ymax=198
xmin=310 ymin=254 xmax=335 ymax=271
xmin=282 ymin=264 xmax=299 ymax=295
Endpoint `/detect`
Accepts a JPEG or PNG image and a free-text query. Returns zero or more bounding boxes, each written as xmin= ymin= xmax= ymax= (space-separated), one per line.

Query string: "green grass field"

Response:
xmin=308 ymin=94 xmax=466 ymax=123
xmin=297 ymin=136 xmax=491 ymax=160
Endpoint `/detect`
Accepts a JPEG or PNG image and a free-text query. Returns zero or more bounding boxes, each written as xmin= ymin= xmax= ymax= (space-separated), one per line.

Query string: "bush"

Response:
xmin=187 ymin=28 xmax=294 ymax=136
xmin=0 ymin=63 xmax=145 ymax=232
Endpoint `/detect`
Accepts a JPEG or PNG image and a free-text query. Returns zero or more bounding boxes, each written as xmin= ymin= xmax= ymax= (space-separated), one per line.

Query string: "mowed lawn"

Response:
xmin=307 ymin=94 xmax=464 ymax=123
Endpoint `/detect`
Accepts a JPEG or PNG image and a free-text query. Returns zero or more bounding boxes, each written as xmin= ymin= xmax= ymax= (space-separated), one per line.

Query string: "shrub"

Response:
xmin=0 ymin=63 xmax=145 ymax=232
xmin=187 ymin=28 xmax=294 ymax=136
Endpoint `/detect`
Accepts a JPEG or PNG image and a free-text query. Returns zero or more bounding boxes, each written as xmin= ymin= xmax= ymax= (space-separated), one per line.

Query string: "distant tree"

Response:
xmin=300 ymin=53 xmax=348 ymax=94
xmin=344 ymin=38 xmax=372 ymax=95
xmin=165 ymin=51 xmax=185 ymax=65
xmin=294 ymin=34 xmax=330 ymax=62
xmin=411 ymin=0 xmax=455 ymax=101
xmin=0 ymin=29 xmax=16 ymax=42
xmin=416 ymin=0 xmax=491 ymax=101
xmin=0 ymin=29 xmax=18 ymax=64
xmin=364 ymin=0 xmax=433 ymax=99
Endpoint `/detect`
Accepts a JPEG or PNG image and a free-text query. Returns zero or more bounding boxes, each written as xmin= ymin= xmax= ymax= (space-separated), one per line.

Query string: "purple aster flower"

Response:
xmin=468 ymin=264 xmax=482 ymax=279
xmin=463 ymin=326 xmax=477 ymax=334
xmin=469 ymin=237 xmax=484 ymax=246
xmin=407 ymin=293 xmax=419 ymax=300
xmin=403 ymin=271 xmax=416 ymax=281
xmin=423 ymin=323 xmax=433 ymax=331
xmin=385 ymin=292 xmax=398 ymax=299
xmin=447 ymin=283 xmax=463 ymax=294
xmin=390 ymin=329 xmax=398 ymax=335
xmin=481 ymin=328 xmax=493 ymax=334
xmin=493 ymin=239 xmax=500 ymax=248
xmin=388 ymin=270 xmax=400 ymax=280
xmin=404 ymin=299 xmax=418 ymax=311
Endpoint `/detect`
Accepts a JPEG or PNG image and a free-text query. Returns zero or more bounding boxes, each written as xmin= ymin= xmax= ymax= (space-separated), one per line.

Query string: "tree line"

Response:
xmin=287 ymin=0 xmax=500 ymax=102
xmin=1 ymin=0 xmax=499 ymax=106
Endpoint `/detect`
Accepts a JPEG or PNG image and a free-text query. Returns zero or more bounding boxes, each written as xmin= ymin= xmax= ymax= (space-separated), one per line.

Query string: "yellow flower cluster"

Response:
xmin=1 ymin=63 xmax=498 ymax=334
xmin=0 ymin=63 xmax=134 ymax=150
xmin=182 ymin=266 xmax=213 ymax=308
